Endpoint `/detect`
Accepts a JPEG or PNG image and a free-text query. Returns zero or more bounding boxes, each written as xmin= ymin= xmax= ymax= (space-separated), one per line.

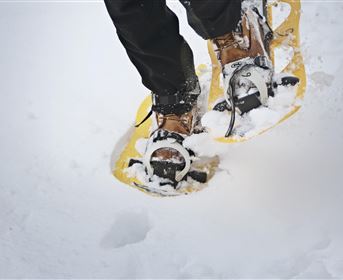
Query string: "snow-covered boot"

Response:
xmin=129 ymin=84 xmax=212 ymax=188
xmin=211 ymin=6 xmax=299 ymax=137
xmin=213 ymin=7 xmax=271 ymax=67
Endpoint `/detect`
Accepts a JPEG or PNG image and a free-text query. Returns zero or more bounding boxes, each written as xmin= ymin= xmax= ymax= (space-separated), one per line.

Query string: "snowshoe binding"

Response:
xmin=210 ymin=4 xmax=300 ymax=137
xmin=127 ymin=84 xmax=219 ymax=195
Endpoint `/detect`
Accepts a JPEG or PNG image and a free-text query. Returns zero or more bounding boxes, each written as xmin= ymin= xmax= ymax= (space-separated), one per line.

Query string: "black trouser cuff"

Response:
xmin=152 ymin=80 xmax=200 ymax=115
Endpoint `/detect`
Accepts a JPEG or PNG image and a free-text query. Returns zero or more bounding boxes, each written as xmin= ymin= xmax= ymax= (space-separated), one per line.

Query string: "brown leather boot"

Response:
xmin=151 ymin=97 xmax=199 ymax=162
xmin=142 ymin=96 xmax=213 ymax=186
xmin=210 ymin=7 xmax=275 ymax=138
xmin=129 ymin=84 xmax=213 ymax=186
xmin=212 ymin=8 xmax=270 ymax=67
xmin=155 ymin=110 xmax=195 ymax=136
xmin=142 ymin=102 xmax=208 ymax=185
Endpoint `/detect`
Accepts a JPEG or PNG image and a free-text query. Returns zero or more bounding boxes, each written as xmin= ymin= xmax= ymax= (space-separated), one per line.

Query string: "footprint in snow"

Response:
xmin=310 ymin=71 xmax=335 ymax=90
xmin=100 ymin=211 xmax=152 ymax=249
xmin=180 ymin=262 xmax=219 ymax=279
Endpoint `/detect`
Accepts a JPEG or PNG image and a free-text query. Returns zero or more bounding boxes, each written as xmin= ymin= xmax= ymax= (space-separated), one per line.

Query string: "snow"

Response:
xmin=1 ymin=0 xmax=343 ymax=278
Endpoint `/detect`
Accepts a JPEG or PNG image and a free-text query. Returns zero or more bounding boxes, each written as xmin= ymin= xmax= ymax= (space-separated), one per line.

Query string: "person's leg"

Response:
xmin=179 ymin=0 xmax=242 ymax=39
xmin=105 ymin=0 xmax=204 ymax=184
xmin=104 ymin=0 xmax=198 ymax=97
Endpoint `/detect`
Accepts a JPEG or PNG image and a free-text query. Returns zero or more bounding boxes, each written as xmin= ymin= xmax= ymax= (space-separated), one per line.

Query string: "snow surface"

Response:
xmin=1 ymin=0 xmax=343 ymax=278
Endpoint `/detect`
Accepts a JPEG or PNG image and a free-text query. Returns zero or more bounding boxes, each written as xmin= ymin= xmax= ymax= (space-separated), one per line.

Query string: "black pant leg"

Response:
xmin=104 ymin=0 xmax=198 ymax=97
xmin=180 ymin=0 xmax=242 ymax=39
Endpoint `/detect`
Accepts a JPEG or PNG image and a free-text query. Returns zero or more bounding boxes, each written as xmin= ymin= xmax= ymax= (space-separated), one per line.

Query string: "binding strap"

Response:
xmin=143 ymin=138 xmax=192 ymax=182
xmin=135 ymin=86 xmax=200 ymax=128
xmin=242 ymin=69 xmax=269 ymax=106
xmin=223 ymin=57 xmax=273 ymax=137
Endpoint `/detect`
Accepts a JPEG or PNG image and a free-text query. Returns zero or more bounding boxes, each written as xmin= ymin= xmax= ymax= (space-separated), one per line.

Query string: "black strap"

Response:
xmin=152 ymin=130 xmax=185 ymax=144
xmin=152 ymin=92 xmax=198 ymax=106
xmin=135 ymin=109 xmax=153 ymax=128
xmin=151 ymin=129 xmax=195 ymax=157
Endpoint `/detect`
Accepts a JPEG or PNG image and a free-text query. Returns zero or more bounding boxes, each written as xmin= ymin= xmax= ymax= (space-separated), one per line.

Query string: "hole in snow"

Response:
xmin=180 ymin=262 xmax=218 ymax=279
xmin=100 ymin=211 xmax=152 ymax=249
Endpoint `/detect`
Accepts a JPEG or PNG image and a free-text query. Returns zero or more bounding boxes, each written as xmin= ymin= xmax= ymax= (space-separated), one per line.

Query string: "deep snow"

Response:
xmin=0 ymin=0 xmax=343 ymax=278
